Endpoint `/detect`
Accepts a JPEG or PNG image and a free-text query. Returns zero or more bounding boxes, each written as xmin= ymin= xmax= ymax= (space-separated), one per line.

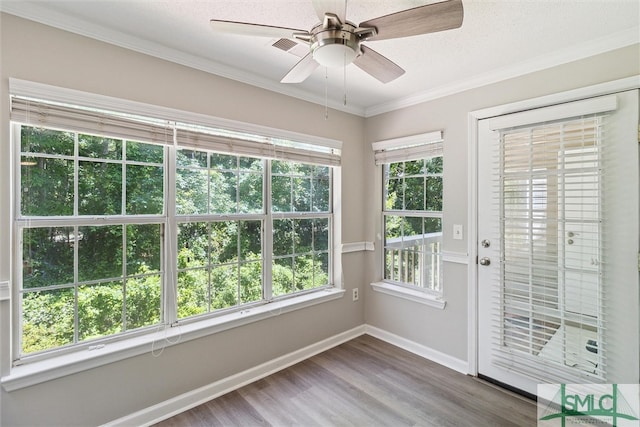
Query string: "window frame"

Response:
xmin=8 ymin=81 xmax=343 ymax=368
xmin=13 ymin=124 xmax=171 ymax=359
xmin=382 ymin=158 xmax=443 ymax=295
xmin=371 ymin=132 xmax=446 ymax=308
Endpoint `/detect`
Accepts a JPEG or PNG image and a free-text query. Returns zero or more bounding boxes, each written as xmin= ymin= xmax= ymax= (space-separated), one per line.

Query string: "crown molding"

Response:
xmin=364 ymin=26 xmax=640 ymax=117
xmin=1 ymin=3 xmax=637 ymax=118
xmin=0 ymin=3 xmax=366 ymax=116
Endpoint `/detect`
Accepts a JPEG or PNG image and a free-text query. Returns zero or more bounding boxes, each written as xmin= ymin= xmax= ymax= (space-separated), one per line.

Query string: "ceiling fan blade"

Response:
xmin=310 ymin=0 xmax=347 ymax=23
xmin=359 ymin=0 xmax=463 ymax=41
xmin=281 ymin=53 xmax=320 ymax=83
xmin=353 ymin=45 xmax=405 ymax=84
xmin=210 ymin=19 xmax=307 ymax=39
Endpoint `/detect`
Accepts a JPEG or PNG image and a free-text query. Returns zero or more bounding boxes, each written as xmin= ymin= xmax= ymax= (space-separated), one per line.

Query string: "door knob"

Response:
xmin=479 ymin=257 xmax=491 ymax=266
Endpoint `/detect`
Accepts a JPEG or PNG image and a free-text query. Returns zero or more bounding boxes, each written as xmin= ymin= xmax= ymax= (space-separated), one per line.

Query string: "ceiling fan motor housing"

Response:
xmin=211 ymin=0 xmax=463 ymax=84
xmin=309 ymin=19 xmax=366 ymax=67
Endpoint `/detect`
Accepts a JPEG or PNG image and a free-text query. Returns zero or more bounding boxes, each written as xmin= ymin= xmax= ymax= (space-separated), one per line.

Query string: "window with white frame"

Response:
xmin=373 ymin=132 xmax=443 ymax=295
xmin=12 ymin=93 xmax=339 ymax=360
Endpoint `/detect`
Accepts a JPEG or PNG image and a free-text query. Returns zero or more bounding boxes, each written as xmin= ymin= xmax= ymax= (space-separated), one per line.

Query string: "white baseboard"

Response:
xmin=103 ymin=325 xmax=366 ymax=427
xmin=105 ymin=323 xmax=469 ymax=426
xmin=364 ymin=324 xmax=469 ymax=375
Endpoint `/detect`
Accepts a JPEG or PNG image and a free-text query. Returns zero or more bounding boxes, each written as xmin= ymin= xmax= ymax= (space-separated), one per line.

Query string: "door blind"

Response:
xmin=490 ymin=113 xmax=608 ymax=384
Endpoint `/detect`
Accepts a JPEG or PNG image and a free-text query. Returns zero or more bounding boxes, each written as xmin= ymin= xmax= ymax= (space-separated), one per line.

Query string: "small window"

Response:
xmin=373 ymin=132 xmax=443 ymax=295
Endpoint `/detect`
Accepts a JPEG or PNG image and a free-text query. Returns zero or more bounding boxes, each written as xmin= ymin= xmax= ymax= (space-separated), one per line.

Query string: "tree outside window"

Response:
xmin=383 ymin=156 xmax=443 ymax=293
xmin=17 ymin=125 xmax=333 ymax=356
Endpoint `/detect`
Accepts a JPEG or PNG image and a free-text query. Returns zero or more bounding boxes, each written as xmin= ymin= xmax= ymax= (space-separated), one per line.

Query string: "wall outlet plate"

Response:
xmin=352 ymin=288 xmax=359 ymax=301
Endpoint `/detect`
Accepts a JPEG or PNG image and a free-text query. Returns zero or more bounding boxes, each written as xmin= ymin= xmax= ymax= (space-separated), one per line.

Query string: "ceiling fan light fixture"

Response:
xmin=313 ymin=43 xmax=357 ymax=67
xmin=310 ymin=22 xmax=359 ymax=68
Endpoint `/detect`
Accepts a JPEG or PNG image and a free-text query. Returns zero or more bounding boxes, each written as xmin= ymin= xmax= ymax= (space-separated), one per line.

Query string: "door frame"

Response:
xmin=466 ymin=75 xmax=640 ymax=376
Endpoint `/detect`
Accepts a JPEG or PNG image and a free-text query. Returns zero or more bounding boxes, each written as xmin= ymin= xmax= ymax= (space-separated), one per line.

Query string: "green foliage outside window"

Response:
xmin=18 ymin=126 xmax=331 ymax=356
xmin=384 ymin=157 xmax=443 ymax=291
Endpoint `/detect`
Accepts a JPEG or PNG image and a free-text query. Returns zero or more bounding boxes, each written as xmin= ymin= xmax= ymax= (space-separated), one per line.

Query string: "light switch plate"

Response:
xmin=453 ymin=224 xmax=463 ymax=240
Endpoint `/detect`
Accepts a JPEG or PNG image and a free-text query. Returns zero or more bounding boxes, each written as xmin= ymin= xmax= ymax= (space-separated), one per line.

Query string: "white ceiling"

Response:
xmin=1 ymin=0 xmax=639 ymax=116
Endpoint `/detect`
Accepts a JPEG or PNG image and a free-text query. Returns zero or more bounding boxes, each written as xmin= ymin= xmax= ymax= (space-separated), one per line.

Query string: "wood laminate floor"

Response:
xmin=154 ymin=335 xmax=537 ymax=426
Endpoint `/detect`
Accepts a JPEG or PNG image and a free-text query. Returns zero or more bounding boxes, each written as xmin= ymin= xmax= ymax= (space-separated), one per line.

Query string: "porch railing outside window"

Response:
xmin=385 ymin=232 xmax=442 ymax=291
xmin=380 ymin=153 xmax=444 ymax=295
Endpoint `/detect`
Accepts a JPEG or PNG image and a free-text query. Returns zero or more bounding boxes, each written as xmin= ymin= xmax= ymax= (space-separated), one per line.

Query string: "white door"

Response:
xmin=477 ymin=90 xmax=639 ymax=396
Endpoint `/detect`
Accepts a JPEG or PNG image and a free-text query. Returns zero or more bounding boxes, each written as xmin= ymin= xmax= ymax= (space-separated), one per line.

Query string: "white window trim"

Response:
xmin=1 ymin=288 xmax=345 ymax=392
xmin=371 ymin=131 xmax=446 ymax=306
xmin=370 ymin=281 xmax=446 ymax=309
xmin=5 ymin=80 xmax=345 ymax=387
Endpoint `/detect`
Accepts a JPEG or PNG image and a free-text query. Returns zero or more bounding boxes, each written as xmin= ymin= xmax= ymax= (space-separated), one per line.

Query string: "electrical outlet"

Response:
xmin=352 ymin=288 xmax=359 ymax=301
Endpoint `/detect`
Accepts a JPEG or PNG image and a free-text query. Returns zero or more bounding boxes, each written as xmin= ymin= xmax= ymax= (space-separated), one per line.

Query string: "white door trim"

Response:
xmin=466 ymin=75 xmax=640 ymax=376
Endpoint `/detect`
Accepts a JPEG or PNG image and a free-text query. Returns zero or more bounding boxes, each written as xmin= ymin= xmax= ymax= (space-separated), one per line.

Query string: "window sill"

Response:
xmin=1 ymin=288 xmax=345 ymax=392
xmin=370 ymin=282 xmax=446 ymax=309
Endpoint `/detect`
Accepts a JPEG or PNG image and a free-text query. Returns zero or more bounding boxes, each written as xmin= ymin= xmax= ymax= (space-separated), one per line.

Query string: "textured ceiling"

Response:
xmin=1 ymin=0 xmax=639 ymax=116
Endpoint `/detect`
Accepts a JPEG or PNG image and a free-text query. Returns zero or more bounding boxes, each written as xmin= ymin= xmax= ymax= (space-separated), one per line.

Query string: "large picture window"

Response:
xmin=12 ymin=93 xmax=339 ymax=360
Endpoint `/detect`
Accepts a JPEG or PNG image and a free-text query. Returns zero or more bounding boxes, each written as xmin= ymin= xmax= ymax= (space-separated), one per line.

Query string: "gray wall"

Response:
xmin=0 ymin=13 xmax=366 ymax=426
xmin=1 ymin=10 xmax=639 ymax=427
xmin=363 ymin=44 xmax=640 ymax=361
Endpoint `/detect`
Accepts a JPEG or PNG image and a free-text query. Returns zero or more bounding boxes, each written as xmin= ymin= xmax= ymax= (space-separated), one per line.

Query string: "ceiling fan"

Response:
xmin=210 ymin=0 xmax=464 ymax=84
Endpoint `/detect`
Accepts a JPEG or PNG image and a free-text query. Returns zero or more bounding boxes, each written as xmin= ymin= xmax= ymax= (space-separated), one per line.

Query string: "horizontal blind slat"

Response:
xmin=11 ymin=96 xmax=341 ymax=167
xmin=11 ymin=97 xmax=173 ymax=145
xmin=488 ymin=113 xmax=608 ymax=384
xmin=374 ymin=141 xmax=442 ymax=165
xmin=176 ymin=129 xmax=340 ymax=166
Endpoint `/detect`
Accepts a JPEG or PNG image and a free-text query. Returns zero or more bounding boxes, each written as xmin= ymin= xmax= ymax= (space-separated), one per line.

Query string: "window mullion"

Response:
xmin=264 ymin=160 xmax=273 ymax=301
xmin=165 ymin=140 xmax=178 ymax=325
xmin=122 ymin=140 xmax=127 ymax=216
xmin=122 ymin=224 xmax=128 ymax=332
xmin=74 ymin=132 xmax=79 ymax=217
xmin=122 ymin=142 xmax=128 ymax=332
xmin=73 ymin=224 xmax=79 ymax=345
xmin=234 ymin=157 xmax=241 ymax=306
xmin=73 ymin=133 xmax=80 ymax=344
